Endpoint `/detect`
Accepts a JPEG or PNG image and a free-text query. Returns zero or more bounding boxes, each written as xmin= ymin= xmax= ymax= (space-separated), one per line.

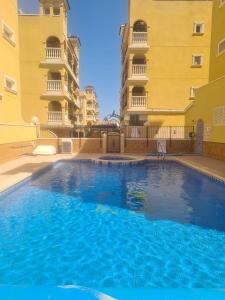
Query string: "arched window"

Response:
xmin=133 ymin=20 xmax=147 ymax=32
xmin=48 ymin=71 xmax=61 ymax=80
xmin=43 ymin=5 xmax=50 ymax=15
xmin=132 ymin=55 xmax=146 ymax=65
xmin=53 ymin=6 xmax=60 ymax=16
xmin=48 ymin=101 xmax=62 ymax=112
xmin=46 ymin=36 xmax=60 ymax=48
xmin=132 ymin=86 xmax=146 ymax=96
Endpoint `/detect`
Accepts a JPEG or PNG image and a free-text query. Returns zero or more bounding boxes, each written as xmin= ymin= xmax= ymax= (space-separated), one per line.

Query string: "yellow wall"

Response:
xmin=19 ymin=1 xmax=80 ymax=136
xmin=186 ymin=0 xmax=225 ymax=143
xmin=186 ymin=78 xmax=225 ymax=143
xmin=0 ymin=0 xmax=23 ymax=123
xmin=0 ymin=124 xmax=38 ymax=144
xmin=209 ymin=0 xmax=225 ymax=81
xmin=0 ymin=0 xmax=36 ymax=144
xmin=148 ymin=114 xmax=185 ymax=127
xmin=19 ymin=14 xmax=67 ymax=124
xmin=121 ymin=0 xmax=212 ymax=126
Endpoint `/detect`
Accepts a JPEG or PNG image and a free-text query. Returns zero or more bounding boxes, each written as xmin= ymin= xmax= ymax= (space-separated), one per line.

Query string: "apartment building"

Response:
xmin=0 ymin=0 xmax=36 ymax=146
xmin=82 ymin=86 xmax=100 ymax=126
xmin=186 ymin=0 xmax=225 ymax=159
xmin=120 ymin=0 xmax=212 ymax=127
xmin=19 ymin=0 xmax=81 ymax=138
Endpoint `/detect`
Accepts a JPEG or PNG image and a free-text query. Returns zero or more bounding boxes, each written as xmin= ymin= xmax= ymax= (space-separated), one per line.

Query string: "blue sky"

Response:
xmin=18 ymin=0 xmax=127 ymax=119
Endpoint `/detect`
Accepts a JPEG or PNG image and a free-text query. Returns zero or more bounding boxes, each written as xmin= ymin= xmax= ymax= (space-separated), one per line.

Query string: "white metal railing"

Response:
xmin=46 ymin=47 xmax=61 ymax=59
xmin=87 ymin=105 xmax=95 ymax=110
xmin=123 ymin=126 xmax=195 ymax=140
xmin=48 ymin=111 xmax=63 ymax=123
xmin=131 ymin=96 xmax=147 ymax=107
xmin=47 ymin=80 xmax=62 ymax=91
xmin=132 ymin=32 xmax=148 ymax=44
xmin=132 ymin=64 xmax=147 ymax=76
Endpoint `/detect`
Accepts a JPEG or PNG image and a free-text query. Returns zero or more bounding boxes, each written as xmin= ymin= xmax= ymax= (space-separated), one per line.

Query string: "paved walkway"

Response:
xmin=0 ymin=154 xmax=225 ymax=193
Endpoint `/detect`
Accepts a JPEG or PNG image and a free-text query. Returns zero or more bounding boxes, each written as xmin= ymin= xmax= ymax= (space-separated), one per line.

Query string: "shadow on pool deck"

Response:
xmin=2 ymin=163 xmax=50 ymax=175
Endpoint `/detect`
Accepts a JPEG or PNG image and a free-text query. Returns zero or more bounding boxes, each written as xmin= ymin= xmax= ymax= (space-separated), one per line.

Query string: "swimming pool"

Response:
xmin=0 ymin=160 xmax=225 ymax=288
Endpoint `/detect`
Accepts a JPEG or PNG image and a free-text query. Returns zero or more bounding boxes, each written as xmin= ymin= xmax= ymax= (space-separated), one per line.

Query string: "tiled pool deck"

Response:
xmin=0 ymin=153 xmax=225 ymax=193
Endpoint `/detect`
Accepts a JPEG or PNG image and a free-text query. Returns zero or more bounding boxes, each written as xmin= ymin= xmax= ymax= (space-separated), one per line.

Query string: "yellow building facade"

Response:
xmin=186 ymin=0 xmax=225 ymax=158
xmin=80 ymin=86 xmax=100 ymax=126
xmin=120 ymin=0 xmax=212 ymax=127
xmin=19 ymin=0 xmax=81 ymax=138
xmin=0 ymin=0 xmax=36 ymax=145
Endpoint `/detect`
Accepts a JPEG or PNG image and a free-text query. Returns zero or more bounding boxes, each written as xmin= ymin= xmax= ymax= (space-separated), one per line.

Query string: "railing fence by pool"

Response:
xmin=122 ymin=126 xmax=195 ymax=140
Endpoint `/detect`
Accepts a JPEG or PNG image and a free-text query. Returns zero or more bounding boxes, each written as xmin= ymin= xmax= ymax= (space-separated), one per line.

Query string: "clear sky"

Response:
xmin=18 ymin=0 xmax=127 ymax=119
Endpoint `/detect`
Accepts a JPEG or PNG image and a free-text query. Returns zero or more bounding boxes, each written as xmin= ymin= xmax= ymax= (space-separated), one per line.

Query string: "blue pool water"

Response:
xmin=0 ymin=160 xmax=225 ymax=288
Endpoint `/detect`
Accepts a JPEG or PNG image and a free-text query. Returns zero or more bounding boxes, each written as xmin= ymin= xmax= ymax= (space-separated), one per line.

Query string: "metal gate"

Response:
xmin=107 ymin=132 xmax=120 ymax=153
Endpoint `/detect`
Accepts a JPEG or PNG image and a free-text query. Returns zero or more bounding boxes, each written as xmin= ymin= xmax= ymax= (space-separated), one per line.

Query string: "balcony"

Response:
xmin=132 ymin=64 xmax=147 ymax=77
xmin=48 ymin=111 xmax=72 ymax=127
xmin=132 ymin=32 xmax=148 ymax=46
xmin=87 ymin=115 xmax=95 ymax=121
xmin=48 ymin=111 xmax=63 ymax=123
xmin=47 ymin=80 xmax=62 ymax=91
xmin=46 ymin=47 xmax=61 ymax=59
xmin=131 ymin=96 xmax=147 ymax=109
xmin=87 ymin=104 xmax=95 ymax=111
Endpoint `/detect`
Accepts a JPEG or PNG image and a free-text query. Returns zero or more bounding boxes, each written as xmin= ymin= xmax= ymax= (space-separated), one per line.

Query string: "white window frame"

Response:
xmin=219 ymin=0 xmax=225 ymax=8
xmin=193 ymin=22 xmax=205 ymax=35
xmin=4 ymin=75 xmax=17 ymax=94
xmin=2 ymin=21 xmax=16 ymax=46
xmin=192 ymin=55 xmax=203 ymax=67
xmin=218 ymin=38 xmax=225 ymax=56
xmin=190 ymin=86 xmax=198 ymax=99
xmin=213 ymin=106 xmax=225 ymax=126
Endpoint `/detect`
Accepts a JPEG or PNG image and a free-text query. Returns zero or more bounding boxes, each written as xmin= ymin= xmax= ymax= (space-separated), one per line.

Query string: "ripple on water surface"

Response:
xmin=0 ymin=161 xmax=225 ymax=288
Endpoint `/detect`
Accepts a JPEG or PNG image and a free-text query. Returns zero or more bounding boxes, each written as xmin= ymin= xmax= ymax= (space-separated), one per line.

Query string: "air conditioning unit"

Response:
xmin=61 ymin=139 xmax=73 ymax=154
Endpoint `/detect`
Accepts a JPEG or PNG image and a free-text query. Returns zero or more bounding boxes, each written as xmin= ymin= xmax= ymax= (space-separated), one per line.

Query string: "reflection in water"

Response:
xmin=29 ymin=160 xmax=225 ymax=231
xmin=0 ymin=160 xmax=225 ymax=287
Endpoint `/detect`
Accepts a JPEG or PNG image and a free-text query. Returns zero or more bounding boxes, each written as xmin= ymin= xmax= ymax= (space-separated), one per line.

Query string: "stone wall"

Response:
xmin=0 ymin=140 xmax=36 ymax=164
xmin=37 ymin=138 xmax=103 ymax=154
xmin=203 ymin=141 xmax=225 ymax=162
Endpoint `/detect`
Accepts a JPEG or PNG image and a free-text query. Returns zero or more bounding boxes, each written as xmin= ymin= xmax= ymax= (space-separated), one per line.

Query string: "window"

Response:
xmin=218 ymin=38 xmax=225 ymax=56
xmin=213 ymin=107 xmax=225 ymax=126
xmin=2 ymin=22 xmax=15 ymax=46
xmin=53 ymin=6 xmax=60 ymax=15
xmin=193 ymin=23 xmax=204 ymax=35
xmin=190 ymin=87 xmax=197 ymax=99
xmin=4 ymin=76 xmax=17 ymax=93
xmin=192 ymin=55 xmax=203 ymax=67
xmin=43 ymin=6 xmax=50 ymax=15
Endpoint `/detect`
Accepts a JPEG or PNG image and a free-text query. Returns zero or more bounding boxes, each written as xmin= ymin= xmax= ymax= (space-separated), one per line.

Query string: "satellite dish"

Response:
xmin=32 ymin=116 xmax=40 ymax=125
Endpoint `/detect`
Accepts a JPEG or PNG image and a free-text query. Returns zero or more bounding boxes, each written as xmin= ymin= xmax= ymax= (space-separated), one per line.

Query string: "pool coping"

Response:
xmin=0 ymin=154 xmax=225 ymax=195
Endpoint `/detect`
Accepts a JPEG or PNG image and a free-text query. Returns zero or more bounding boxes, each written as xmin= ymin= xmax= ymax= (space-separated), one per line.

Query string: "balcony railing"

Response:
xmin=47 ymin=80 xmax=62 ymax=91
xmin=46 ymin=47 xmax=61 ymax=59
xmin=87 ymin=105 xmax=95 ymax=110
xmin=48 ymin=111 xmax=63 ymax=123
xmin=132 ymin=32 xmax=148 ymax=45
xmin=132 ymin=64 xmax=147 ymax=76
xmin=131 ymin=96 xmax=147 ymax=108
xmin=87 ymin=115 xmax=95 ymax=120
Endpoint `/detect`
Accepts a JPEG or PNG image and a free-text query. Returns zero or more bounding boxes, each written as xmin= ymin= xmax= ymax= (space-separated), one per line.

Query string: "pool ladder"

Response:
xmin=157 ymin=142 xmax=166 ymax=160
